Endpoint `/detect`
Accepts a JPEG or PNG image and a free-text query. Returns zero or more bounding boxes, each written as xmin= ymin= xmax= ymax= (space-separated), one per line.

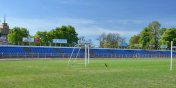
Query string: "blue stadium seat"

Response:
xmin=0 ymin=45 xmax=175 ymax=58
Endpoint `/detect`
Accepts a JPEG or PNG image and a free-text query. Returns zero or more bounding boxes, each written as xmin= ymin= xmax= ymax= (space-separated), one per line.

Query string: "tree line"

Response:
xmin=129 ymin=21 xmax=176 ymax=49
xmin=98 ymin=33 xmax=125 ymax=48
xmin=7 ymin=25 xmax=79 ymax=46
xmin=7 ymin=21 xmax=176 ymax=49
xmin=7 ymin=25 xmax=125 ymax=48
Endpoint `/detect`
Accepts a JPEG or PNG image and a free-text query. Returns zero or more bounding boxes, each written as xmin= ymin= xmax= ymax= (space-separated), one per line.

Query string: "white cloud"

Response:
xmin=7 ymin=17 xmax=96 ymax=35
xmin=106 ymin=19 xmax=148 ymax=25
xmin=77 ymin=26 xmax=137 ymax=36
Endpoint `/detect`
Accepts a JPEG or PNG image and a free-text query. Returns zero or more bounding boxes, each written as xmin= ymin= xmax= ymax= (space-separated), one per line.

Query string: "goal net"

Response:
xmin=68 ymin=41 xmax=90 ymax=67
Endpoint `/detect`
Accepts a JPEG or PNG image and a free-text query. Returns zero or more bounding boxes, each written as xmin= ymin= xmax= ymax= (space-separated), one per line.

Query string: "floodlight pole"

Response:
xmin=170 ymin=41 xmax=173 ymax=71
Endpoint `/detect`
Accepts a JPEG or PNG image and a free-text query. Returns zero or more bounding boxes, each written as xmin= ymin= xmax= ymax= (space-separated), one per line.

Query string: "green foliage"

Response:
xmin=33 ymin=31 xmax=49 ymax=46
xmin=34 ymin=25 xmax=78 ymax=46
xmin=129 ymin=35 xmax=140 ymax=48
xmin=160 ymin=28 xmax=176 ymax=47
xmin=139 ymin=27 xmax=152 ymax=49
xmin=98 ymin=33 xmax=123 ymax=48
xmin=130 ymin=21 xmax=176 ymax=50
xmin=159 ymin=28 xmax=167 ymax=37
xmin=7 ymin=27 xmax=29 ymax=45
xmin=148 ymin=21 xmax=161 ymax=49
xmin=136 ymin=21 xmax=161 ymax=49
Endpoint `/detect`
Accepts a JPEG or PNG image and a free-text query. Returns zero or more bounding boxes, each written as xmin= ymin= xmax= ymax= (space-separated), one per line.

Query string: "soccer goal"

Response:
xmin=68 ymin=40 xmax=90 ymax=67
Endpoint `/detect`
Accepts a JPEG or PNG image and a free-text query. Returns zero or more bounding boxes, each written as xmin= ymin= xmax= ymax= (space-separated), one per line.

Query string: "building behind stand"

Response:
xmin=0 ymin=17 xmax=9 ymax=45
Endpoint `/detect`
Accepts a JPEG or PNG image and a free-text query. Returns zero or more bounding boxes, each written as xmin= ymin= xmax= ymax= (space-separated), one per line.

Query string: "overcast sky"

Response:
xmin=0 ymin=0 xmax=176 ymax=46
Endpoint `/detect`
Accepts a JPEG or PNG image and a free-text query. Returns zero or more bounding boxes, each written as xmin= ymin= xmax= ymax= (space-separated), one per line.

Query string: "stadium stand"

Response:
xmin=0 ymin=45 xmax=174 ymax=58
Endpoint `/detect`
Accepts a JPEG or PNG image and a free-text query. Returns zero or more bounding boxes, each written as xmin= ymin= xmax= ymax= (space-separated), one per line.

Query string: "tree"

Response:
xmin=64 ymin=25 xmax=78 ymax=46
xmin=139 ymin=21 xmax=161 ymax=49
xmin=98 ymin=33 xmax=106 ymax=48
xmin=33 ymin=25 xmax=78 ymax=46
xmin=52 ymin=25 xmax=78 ymax=46
xmin=129 ymin=35 xmax=140 ymax=48
xmin=159 ymin=28 xmax=167 ymax=37
xmin=160 ymin=28 xmax=176 ymax=48
xmin=139 ymin=27 xmax=152 ymax=49
xmin=8 ymin=27 xmax=29 ymax=45
xmin=98 ymin=32 xmax=123 ymax=48
xmin=34 ymin=31 xmax=49 ymax=46
xmin=148 ymin=21 xmax=161 ymax=49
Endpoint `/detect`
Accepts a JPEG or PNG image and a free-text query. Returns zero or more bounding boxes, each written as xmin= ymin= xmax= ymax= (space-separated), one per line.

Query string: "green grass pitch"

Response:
xmin=0 ymin=58 xmax=175 ymax=88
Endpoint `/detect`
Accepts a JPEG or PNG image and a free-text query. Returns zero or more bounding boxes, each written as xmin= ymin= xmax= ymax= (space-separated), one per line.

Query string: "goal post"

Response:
xmin=85 ymin=44 xmax=87 ymax=67
xmin=68 ymin=42 xmax=90 ymax=67
xmin=170 ymin=41 xmax=176 ymax=71
xmin=170 ymin=41 xmax=173 ymax=71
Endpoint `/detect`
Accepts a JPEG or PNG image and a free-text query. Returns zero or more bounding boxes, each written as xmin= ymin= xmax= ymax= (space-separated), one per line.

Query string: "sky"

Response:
xmin=0 ymin=0 xmax=176 ymax=46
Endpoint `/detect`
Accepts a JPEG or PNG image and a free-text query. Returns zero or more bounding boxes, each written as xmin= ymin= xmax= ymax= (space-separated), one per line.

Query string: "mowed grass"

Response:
xmin=0 ymin=58 xmax=176 ymax=88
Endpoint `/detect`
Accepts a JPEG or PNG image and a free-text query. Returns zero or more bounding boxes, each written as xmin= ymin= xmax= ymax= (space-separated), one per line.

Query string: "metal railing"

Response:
xmin=0 ymin=53 xmax=173 ymax=59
